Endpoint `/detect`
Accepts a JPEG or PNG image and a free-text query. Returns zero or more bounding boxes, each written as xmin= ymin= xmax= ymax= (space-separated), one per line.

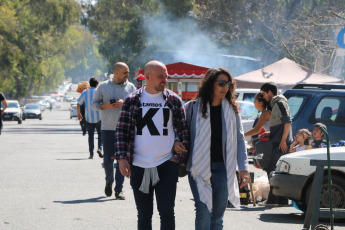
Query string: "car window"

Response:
xmin=243 ymin=93 xmax=256 ymax=102
xmin=7 ymin=102 xmax=19 ymax=108
xmin=25 ymin=104 xmax=39 ymax=109
xmin=238 ymin=102 xmax=258 ymax=119
xmin=312 ymin=96 xmax=345 ymax=126
xmin=284 ymin=94 xmax=311 ymax=119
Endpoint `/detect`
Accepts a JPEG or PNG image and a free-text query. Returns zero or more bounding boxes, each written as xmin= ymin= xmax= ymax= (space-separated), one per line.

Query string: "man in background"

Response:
xmin=92 ymin=62 xmax=136 ymax=199
xmin=78 ymin=77 xmax=103 ymax=159
xmin=260 ymin=82 xmax=293 ymax=207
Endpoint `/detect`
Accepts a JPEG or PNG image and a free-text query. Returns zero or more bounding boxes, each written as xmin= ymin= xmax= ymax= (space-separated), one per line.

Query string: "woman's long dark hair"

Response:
xmin=255 ymin=92 xmax=271 ymax=111
xmin=194 ymin=68 xmax=239 ymax=118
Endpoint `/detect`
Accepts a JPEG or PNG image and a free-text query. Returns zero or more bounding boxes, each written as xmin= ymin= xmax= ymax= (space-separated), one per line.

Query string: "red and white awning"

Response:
xmin=134 ymin=62 xmax=210 ymax=80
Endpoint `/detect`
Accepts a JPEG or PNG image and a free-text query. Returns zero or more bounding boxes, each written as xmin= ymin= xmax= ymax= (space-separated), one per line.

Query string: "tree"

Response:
xmin=82 ymin=0 xmax=195 ymax=78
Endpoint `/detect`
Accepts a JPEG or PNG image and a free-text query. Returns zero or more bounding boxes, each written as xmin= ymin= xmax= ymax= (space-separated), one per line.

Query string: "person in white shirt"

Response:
xmin=114 ymin=61 xmax=189 ymax=230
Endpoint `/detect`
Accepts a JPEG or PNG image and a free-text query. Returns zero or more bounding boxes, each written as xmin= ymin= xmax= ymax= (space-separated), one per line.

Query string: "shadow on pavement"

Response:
xmin=228 ymin=206 xmax=272 ymax=212
xmin=5 ymin=127 xmax=81 ymax=134
xmin=259 ymin=213 xmax=305 ymax=224
xmin=260 ymin=213 xmax=345 ymax=226
xmin=56 ymin=158 xmax=88 ymax=161
xmin=54 ymin=196 xmax=112 ymax=204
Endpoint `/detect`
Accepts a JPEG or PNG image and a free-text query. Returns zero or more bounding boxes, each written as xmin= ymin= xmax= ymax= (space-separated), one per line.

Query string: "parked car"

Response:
xmin=270 ymin=146 xmax=345 ymax=211
xmin=64 ymin=96 xmax=74 ymax=102
xmin=238 ymin=101 xmax=258 ymax=120
xmin=238 ymin=100 xmax=259 ymax=144
xmin=70 ymin=104 xmax=78 ymax=119
xmin=70 ymin=100 xmax=77 ymax=108
xmin=2 ymin=100 xmax=23 ymax=124
xmin=235 ymin=88 xmax=260 ymax=102
xmin=283 ymin=83 xmax=345 ymax=144
xmin=23 ymin=104 xmax=42 ymax=120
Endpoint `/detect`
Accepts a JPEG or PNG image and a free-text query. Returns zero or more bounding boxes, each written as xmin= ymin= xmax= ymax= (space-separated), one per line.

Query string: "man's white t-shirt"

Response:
xmin=133 ymin=89 xmax=174 ymax=168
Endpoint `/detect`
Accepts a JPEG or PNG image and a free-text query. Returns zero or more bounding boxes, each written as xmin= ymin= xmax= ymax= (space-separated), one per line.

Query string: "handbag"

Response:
xmin=178 ymin=101 xmax=195 ymax=177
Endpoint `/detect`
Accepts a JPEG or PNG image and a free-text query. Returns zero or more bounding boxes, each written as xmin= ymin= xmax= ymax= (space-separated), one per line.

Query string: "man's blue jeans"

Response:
xmin=101 ymin=130 xmax=124 ymax=192
xmin=188 ymin=162 xmax=229 ymax=230
xmin=130 ymin=160 xmax=178 ymax=230
xmin=85 ymin=121 xmax=102 ymax=156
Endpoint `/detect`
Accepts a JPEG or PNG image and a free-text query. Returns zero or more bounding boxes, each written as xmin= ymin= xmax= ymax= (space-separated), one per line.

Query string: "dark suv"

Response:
xmin=283 ymin=84 xmax=345 ymax=144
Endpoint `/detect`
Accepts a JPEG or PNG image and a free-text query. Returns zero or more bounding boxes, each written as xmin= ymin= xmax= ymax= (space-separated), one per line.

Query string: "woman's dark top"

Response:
xmin=210 ymin=104 xmax=223 ymax=162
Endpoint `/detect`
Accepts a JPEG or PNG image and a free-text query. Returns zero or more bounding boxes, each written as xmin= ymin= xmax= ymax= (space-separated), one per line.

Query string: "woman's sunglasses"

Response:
xmin=216 ymin=80 xmax=232 ymax=87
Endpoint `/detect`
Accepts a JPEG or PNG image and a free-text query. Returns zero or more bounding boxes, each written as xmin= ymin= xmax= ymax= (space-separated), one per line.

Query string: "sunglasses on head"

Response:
xmin=216 ymin=80 xmax=232 ymax=87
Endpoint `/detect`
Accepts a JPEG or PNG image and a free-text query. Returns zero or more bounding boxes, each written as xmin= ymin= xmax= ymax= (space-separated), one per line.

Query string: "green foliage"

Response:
xmin=0 ymin=0 xmax=106 ymax=99
xmin=84 ymin=0 xmax=194 ymax=79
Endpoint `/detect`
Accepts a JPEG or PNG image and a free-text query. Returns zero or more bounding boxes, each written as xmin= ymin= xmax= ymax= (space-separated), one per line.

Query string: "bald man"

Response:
xmin=92 ymin=62 xmax=136 ymax=199
xmin=113 ymin=61 xmax=189 ymax=229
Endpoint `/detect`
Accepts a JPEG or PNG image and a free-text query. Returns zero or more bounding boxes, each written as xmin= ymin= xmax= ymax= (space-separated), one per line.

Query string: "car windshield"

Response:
xmin=7 ymin=102 xmax=19 ymax=108
xmin=25 ymin=104 xmax=39 ymax=110
xmin=284 ymin=93 xmax=311 ymax=120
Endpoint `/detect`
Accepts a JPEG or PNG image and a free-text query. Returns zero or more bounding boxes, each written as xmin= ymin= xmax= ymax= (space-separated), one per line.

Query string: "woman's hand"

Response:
xmin=238 ymin=170 xmax=249 ymax=188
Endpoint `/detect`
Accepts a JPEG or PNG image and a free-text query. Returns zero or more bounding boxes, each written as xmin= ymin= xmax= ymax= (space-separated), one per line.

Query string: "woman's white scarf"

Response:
xmin=190 ymin=99 xmax=240 ymax=212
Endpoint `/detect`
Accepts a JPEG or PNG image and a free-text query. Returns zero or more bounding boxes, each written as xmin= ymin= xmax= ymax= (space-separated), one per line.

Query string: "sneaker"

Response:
xmin=97 ymin=149 xmax=103 ymax=158
xmin=115 ymin=191 xmax=125 ymax=200
xmin=88 ymin=156 xmax=93 ymax=159
xmin=105 ymin=182 xmax=112 ymax=197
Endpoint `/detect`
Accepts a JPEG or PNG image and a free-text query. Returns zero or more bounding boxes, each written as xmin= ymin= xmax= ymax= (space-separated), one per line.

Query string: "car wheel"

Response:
xmin=23 ymin=117 xmax=26 ymax=121
xmin=305 ymin=174 xmax=345 ymax=209
xmin=39 ymin=115 xmax=42 ymax=120
xmin=18 ymin=119 xmax=22 ymax=124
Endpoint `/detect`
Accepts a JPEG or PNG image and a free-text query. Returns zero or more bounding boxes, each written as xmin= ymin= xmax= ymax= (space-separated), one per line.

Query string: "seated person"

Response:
xmin=290 ymin=129 xmax=312 ymax=152
xmin=311 ymin=123 xmax=327 ymax=148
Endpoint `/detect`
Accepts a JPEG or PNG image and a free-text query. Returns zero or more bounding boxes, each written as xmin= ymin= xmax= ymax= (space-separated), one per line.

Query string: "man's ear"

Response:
xmin=145 ymin=74 xmax=150 ymax=80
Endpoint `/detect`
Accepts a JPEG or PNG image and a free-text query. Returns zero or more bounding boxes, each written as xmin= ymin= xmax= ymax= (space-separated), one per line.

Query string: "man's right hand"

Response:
xmin=101 ymin=101 xmax=118 ymax=110
xmin=77 ymin=113 xmax=83 ymax=121
xmin=118 ymin=159 xmax=131 ymax=178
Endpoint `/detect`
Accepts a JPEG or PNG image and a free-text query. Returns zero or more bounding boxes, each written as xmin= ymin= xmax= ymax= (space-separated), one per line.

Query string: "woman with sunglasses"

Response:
xmin=185 ymin=68 xmax=249 ymax=229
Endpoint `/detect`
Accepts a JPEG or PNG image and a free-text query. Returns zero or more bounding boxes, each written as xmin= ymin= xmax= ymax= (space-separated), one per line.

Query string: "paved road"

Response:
xmin=0 ymin=89 xmax=343 ymax=230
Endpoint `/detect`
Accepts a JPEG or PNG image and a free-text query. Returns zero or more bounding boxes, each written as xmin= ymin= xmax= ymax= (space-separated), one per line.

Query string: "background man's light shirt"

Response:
xmin=77 ymin=88 xmax=100 ymax=123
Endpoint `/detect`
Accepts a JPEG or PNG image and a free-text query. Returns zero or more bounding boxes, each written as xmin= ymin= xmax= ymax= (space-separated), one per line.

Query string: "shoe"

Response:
xmin=97 ymin=149 xmax=103 ymax=158
xmin=88 ymin=156 xmax=93 ymax=159
xmin=115 ymin=191 xmax=125 ymax=200
xmin=257 ymin=201 xmax=289 ymax=207
xmin=105 ymin=182 xmax=112 ymax=197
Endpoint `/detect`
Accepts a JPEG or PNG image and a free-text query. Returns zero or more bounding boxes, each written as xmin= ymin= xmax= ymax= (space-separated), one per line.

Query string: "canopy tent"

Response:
xmin=235 ymin=58 xmax=344 ymax=89
xmin=134 ymin=62 xmax=210 ymax=80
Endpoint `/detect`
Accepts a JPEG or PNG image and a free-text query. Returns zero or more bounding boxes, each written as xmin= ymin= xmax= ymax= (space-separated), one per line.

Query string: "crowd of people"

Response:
xmin=1 ymin=59 xmax=331 ymax=230
xmin=243 ymin=84 xmax=328 ymax=207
